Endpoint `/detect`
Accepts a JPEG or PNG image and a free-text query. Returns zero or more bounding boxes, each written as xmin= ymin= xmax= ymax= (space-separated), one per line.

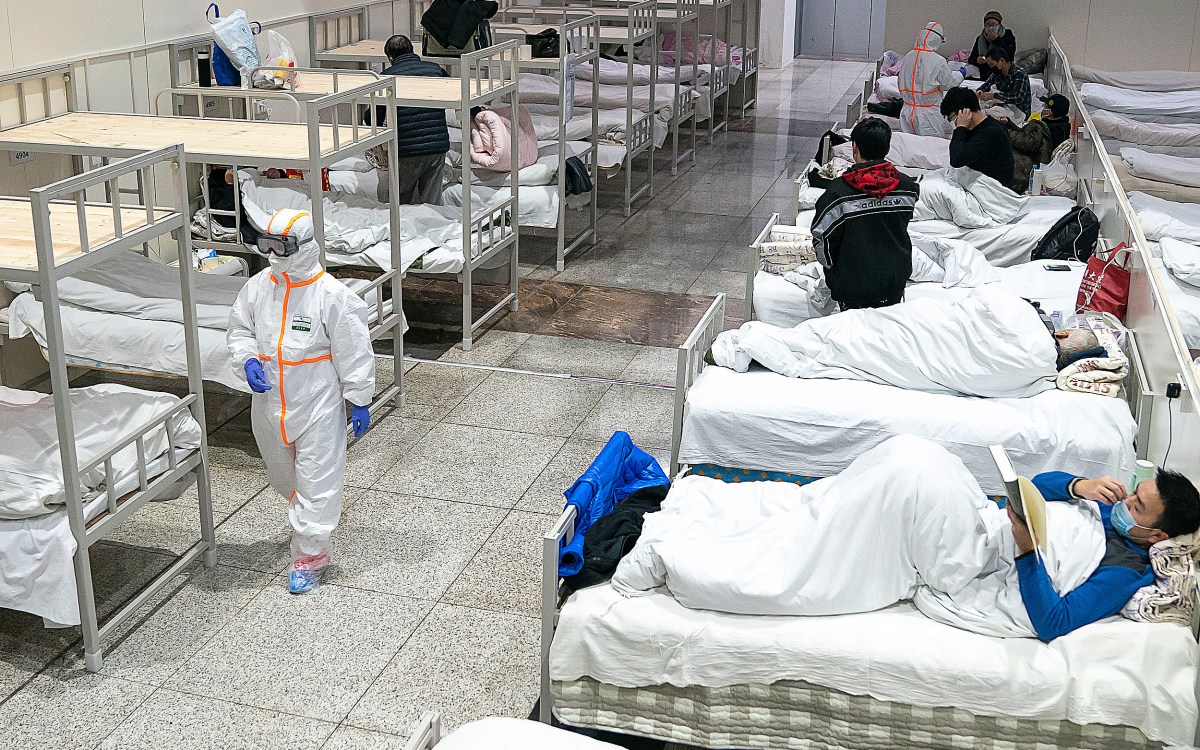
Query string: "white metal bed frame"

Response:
xmin=0 ymin=145 xmax=216 ymax=673
xmin=0 ymin=64 xmax=407 ymax=413
xmin=486 ymin=10 xmax=602 ymax=269
xmin=728 ymin=0 xmax=759 ymax=117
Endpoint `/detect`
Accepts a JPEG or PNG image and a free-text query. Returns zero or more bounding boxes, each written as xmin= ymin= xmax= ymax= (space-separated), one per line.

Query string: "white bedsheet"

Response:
xmin=1130 ymin=191 xmax=1200 ymax=244
xmin=1073 ymin=65 xmax=1200 ymax=92
xmin=1081 ymin=83 xmax=1200 ymax=118
xmin=518 ymin=73 xmax=692 ymax=116
xmin=6 ymin=294 xmax=245 ymax=391
xmin=834 ymin=129 xmax=950 ymax=169
xmin=577 ymin=57 xmax=710 ymax=86
xmin=438 ymin=718 xmax=619 ymax=749
xmin=551 ymin=584 xmax=1197 ymax=746
xmin=1155 ymin=258 xmax=1200 ymax=349
xmin=1121 ymin=148 xmax=1200 ymax=189
xmin=678 ymin=367 xmax=1135 ymax=495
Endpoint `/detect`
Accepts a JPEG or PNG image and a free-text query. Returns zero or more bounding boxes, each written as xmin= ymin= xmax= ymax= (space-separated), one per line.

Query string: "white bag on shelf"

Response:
xmin=253 ymin=30 xmax=297 ymax=89
xmin=211 ymin=9 xmax=261 ymax=80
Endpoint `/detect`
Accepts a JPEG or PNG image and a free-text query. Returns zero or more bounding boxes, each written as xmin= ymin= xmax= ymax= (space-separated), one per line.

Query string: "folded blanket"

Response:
xmin=1121 ymin=147 xmax=1200 ymax=189
xmin=190 ymin=208 xmax=240 ymax=244
xmin=913 ymin=167 xmax=1028 ymax=227
xmin=470 ymin=106 xmax=538 ymax=173
xmin=1055 ymin=319 xmax=1129 ymax=397
xmin=1121 ymin=532 xmax=1199 ymax=627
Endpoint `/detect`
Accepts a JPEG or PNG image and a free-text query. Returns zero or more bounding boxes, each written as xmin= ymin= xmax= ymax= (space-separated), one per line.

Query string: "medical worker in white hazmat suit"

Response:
xmin=228 ymin=208 xmax=375 ymax=594
xmin=897 ymin=22 xmax=963 ymax=137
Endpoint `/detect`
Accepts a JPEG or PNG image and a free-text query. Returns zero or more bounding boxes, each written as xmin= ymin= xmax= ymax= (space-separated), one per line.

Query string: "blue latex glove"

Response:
xmin=351 ymin=404 xmax=370 ymax=438
xmin=244 ymin=359 xmax=271 ymax=393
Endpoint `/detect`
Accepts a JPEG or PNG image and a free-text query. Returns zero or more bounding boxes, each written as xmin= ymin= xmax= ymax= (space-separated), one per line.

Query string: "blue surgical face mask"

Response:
xmin=1110 ymin=500 xmax=1153 ymax=540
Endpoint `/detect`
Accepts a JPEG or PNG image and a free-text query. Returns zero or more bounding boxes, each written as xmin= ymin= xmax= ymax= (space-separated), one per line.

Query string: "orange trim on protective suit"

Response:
xmin=906 ymin=26 xmax=942 ymax=128
xmin=266 ymin=210 xmax=311 ymax=236
xmin=258 ymin=353 xmax=332 ymax=366
xmin=270 ymin=269 xmax=329 ymax=445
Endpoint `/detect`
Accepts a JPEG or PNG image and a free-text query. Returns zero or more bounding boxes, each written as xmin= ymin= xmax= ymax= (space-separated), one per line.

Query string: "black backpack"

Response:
xmin=1032 ymin=206 xmax=1100 ymax=262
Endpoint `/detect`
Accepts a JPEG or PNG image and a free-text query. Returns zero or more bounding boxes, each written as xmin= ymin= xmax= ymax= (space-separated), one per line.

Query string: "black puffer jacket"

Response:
xmin=371 ymin=54 xmax=451 ymax=157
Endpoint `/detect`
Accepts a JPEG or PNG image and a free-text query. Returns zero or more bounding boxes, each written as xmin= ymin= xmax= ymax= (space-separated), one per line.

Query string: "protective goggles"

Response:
xmin=255 ymin=234 xmax=301 ymax=258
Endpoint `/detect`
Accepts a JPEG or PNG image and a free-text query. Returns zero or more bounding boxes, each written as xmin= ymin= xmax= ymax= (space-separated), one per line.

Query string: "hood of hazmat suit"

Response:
xmin=896 ymin=22 xmax=964 ymax=137
xmin=226 ymin=208 xmax=375 ymax=563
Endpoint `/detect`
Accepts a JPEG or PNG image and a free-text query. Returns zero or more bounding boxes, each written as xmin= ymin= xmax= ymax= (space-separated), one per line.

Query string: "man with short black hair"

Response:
xmin=810 ymin=117 xmax=920 ymax=311
xmin=978 ymin=44 xmax=1032 ymax=118
xmin=370 ymin=35 xmax=451 ymax=204
xmin=942 ymin=87 xmax=1015 ymax=189
xmin=1013 ymin=468 xmax=1200 ymax=640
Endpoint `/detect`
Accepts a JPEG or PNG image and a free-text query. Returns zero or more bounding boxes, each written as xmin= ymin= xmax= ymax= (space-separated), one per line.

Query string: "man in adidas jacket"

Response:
xmin=811 ymin=117 xmax=921 ymax=311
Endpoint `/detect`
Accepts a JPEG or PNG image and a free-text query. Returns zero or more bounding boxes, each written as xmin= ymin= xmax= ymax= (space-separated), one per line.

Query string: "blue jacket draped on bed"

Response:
xmin=559 ymin=431 xmax=669 ymax=577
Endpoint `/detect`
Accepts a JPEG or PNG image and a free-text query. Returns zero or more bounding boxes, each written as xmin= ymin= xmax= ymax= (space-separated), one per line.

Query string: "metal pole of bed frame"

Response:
xmin=32 ymin=173 xmax=100 ymax=671
xmin=388 ymin=87 xmax=405 ymax=410
xmin=540 ymin=505 xmax=577 ymax=724
xmin=508 ymin=48 xmax=521 ymax=317
xmin=168 ymin=146 xmax=218 ymax=570
xmin=461 ymin=57 xmax=475 ymax=351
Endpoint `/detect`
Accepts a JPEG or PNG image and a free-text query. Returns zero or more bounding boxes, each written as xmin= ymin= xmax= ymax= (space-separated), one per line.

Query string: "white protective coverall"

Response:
xmin=227 ymin=210 xmax=375 ymax=567
xmin=897 ymin=22 xmax=964 ymax=137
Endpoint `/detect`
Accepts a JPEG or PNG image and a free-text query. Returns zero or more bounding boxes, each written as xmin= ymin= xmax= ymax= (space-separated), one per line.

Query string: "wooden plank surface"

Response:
xmin=0 ymin=198 xmax=163 ymax=270
xmin=0 ymin=112 xmax=366 ymax=162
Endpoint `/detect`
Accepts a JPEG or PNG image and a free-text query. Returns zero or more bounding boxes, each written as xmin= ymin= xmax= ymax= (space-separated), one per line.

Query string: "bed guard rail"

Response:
xmin=403 ymin=712 xmax=442 ymax=750
xmin=539 ymin=503 xmax=579 ymax=723
xmin=460 ymin=41 xmax=521 ymax=105
xmin=676 ymin=86 xmax=697 ymax=122
xmin=743 ymin=213 xmax=779 ymax=323
xmin=670 ymin=293 xmax=726 ymax=475
xmin=0 ymin=63 xmax=74 ymax=131
xmin=153 ymin=86 xmax=304 ymax=122
xmin=310 ymin=5 xmax=370 ymax=56
xmin=305 ymin=76 xmax=398 ymax=162
xmin=843 ymin=91 xmax=863 ymax=130
xmin=742 ymin=46 xmax=758 ymax=77
xmin=711 ymin=60 xmax=728 ymax=95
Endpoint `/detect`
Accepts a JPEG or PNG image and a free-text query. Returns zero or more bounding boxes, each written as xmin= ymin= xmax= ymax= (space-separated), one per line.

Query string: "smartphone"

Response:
xmin=1043 ymin=263 xmax=1072 ymax=271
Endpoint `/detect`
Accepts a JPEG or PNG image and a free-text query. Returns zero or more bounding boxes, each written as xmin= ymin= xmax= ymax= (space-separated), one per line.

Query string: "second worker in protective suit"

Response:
xmin=228 ymin=208 xmax=376 ymax=594
xmin=897 ymin=22 xmax=964 ymax=137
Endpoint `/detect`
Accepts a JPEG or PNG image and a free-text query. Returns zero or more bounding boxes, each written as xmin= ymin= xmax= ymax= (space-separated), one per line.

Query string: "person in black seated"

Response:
xmin=969 ymin=11 xmax=1016 ymax=80
xmin=810 ymin=117 xmax=920 ymax=311
xmin=941 ymin=87 xmax=1014 ymax=189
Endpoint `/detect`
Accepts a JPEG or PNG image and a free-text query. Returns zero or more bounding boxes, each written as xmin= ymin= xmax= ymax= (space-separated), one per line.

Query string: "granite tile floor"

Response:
xmin=0 ymin=58 xmax=872 ymax=749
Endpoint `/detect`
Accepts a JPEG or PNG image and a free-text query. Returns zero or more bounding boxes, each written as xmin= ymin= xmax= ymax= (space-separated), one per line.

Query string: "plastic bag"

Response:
xmin=252 ymin=31 xmax=297 ymax=89
xmin=1040 ymin=156 xmax=1078 ymax=197
xmin=211 ymin=8 xmax=261 ymax=82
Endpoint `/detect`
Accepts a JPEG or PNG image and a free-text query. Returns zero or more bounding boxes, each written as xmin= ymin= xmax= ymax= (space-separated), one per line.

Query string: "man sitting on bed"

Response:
xmin=810 ymin=117 xmax=920 ymax=311
xmin=611 ymin=435 xmax=1200 ymax=641
xmin=709 ymin=287 xmax=1106 ymax=398
xmin=942 ymin=87 xmax=1015 ymax=190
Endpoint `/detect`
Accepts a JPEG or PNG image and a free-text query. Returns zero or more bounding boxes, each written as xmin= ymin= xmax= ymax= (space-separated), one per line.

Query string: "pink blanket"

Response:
xmin=470 ymin=105 xmax=538 ymax=172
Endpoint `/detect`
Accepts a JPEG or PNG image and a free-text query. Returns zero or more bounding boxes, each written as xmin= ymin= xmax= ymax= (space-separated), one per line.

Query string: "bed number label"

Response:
xmin=291 ymin=315 xmax=313 ymax=333
xmin=9 ymin=150 xmax=33 ymax=166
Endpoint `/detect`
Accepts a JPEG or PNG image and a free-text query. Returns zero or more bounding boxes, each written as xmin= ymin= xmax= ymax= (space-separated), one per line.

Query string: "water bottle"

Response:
xmin=198 ymin=49 xmax=212 ymax=88
xmin=1028 ymin=164 xmax=1039 ymax=194
xmin=1131 ymin=460 xmax=1156 ymax=491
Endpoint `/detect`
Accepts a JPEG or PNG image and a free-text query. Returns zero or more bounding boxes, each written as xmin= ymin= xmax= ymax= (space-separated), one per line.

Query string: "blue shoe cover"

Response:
xmin=288 ymin=567 xmax=324 ymax=594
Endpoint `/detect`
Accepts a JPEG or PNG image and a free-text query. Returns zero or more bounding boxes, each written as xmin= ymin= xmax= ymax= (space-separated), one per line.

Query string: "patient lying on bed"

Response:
xmin=711 ymin=286 xmax=1102 ymax=398
xmin=611 ymin=435 xmax=1200 ymax=640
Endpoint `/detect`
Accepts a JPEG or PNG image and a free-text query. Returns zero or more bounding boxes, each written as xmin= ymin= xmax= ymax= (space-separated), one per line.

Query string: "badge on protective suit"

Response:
xmin=291 ymin=314 xmax=313 ymax=333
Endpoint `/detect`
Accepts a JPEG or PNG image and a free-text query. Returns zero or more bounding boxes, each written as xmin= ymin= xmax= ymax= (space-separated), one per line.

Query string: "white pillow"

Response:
xmin=1161 ymin=237 xmax=1200 ymax=288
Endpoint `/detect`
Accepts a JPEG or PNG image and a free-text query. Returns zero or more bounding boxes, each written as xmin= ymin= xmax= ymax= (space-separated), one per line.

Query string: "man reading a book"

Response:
xmin=1010 ymin=470 xmax=1200 ymax=640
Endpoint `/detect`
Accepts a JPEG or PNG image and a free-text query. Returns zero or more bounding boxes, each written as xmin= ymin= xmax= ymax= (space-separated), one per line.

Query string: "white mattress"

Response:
xmin=550 ymin=584 xmax=1198 ymax=747
xmin=909 ymin=196 xmax=1076 ymax=267
xmin=1091 ymin=108 xmax=1200 ymax=149
xmin=678 ymin=367 xmax=1136 ymax=496
xmin=1155 ymin=258 xmax=1200 ymax=350
xmin=1072 ymin=65 xmax=1200 ymax=92
xmin=1121 ymin=148 xmax=1200 ymax=189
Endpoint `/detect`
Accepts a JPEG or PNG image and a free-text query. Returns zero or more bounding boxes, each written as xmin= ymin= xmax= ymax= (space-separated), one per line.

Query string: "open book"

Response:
xmin=990 ymin=445 xmax=1049 ymax=555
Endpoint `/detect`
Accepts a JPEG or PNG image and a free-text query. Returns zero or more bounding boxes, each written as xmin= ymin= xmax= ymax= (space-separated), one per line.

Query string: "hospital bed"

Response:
xmin=538 ymin=441 xmax=1200 ymax=749
xmin=0 ymin=145 xmax=215 ymax=673
xmin=1072 ymin=65 xmax=1200 ymax=92
xmin=403 ymin=712 xmax=621 ymax=749
xmin=0 ymin=63 xmax=408 ymax=404
xmin=668 ymin=294 xmax=1139 ymax=498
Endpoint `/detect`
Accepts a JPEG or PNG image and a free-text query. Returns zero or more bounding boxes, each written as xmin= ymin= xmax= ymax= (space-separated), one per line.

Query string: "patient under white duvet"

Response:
xmin=611 ymin=436 xmax=1103 ymax=638
xmin=712 ymin=287 xmax=1099 ymax=398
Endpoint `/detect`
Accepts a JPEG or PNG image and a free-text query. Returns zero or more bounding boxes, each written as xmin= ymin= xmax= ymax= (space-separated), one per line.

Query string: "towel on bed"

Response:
xmin=1054 ymin=324 xmax=1128 ymax=397
xmin=1121 ymin=532 xmax=1199 ymax=627
xmin=912 ymin=167 xmax=1028 ymax=228
xmin=470 ymin=106 xmax=538 ymax=172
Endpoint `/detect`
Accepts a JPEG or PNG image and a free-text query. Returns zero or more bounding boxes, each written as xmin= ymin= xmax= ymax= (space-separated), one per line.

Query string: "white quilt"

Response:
xmin=1155 ymin=258 xmax=1200 ymax=349
xmin=1073 ymin=65 xmax=1200 ymax=92
xmin=1121 ymin=147 xmax=1200 ymax=189
xmin=1090 ymin=108 xmax=1200 ymax=149
xmin=46 ymin=250 xmax=245 ymax=330
xmin=714 ymin=287 xmax=1058 ymax=398
xmin=909 ymin=195 xmax=1077 ymax=267
xmin=912 ymin=167 xmax=1028 ymax=227
xmin=6 ymin=294 xmax=244 ymax=391
xmin=833 ymin=130 xmax=951 ymax=170
xmin=0 ymin=384 xmax=202 ymax=520
xmin=576 ymin=57 xmax=710 ymax=86
xmin=1081 ymin=83 xmax=1200 ymax=117
xmin=518 ymin=73 xmax=691 ymax=116
xmin=1129 ymin=191 xmax=1200 ymax=244
xmin=614 ymin=437 xmax=1103 ymax=639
